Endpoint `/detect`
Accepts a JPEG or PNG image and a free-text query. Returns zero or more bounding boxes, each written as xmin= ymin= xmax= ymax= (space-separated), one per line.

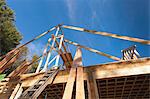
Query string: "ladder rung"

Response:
xmin=28 ymin=89 xmax=36 ymax=92
xmin=47 ymin=71 xmax=54 ymax=74
xmin=43 ymin=75 xmax=50 ymax=78
xmin=39 ymin=78 xmax=47 ymax=81
xmin=34 ymin=84 xmax=42 ymax=89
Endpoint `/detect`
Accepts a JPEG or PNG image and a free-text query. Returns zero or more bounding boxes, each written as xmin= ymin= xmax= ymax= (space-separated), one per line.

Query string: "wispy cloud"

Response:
xmin=27 ymin=42 xmax=44 ymax=59
xmin=65 ymin=0 xmax=76 ymax=23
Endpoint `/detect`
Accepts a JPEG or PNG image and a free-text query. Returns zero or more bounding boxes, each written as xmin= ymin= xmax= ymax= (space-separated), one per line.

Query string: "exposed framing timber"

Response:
xmin=62 ymin=67 xmax=76 ymax=99
xmin=13 ymin=84 xmax=23 ymax=99
xmin=87 ymin=71 xmax=99 ymax=99
xmin=76 ymin=66 xmax=85 ymax=99
xmin=64 ymin=39 xmax=120 ymax=61
xmin=62 ymin=25 xmax=150 ymax=45
xmin=20 ymin=58 xmax=150 ymax=87
xmin=0 ymin=50 xmax=20 ymax=73
xmin=9 ymin=83 xmax=21 ymax=99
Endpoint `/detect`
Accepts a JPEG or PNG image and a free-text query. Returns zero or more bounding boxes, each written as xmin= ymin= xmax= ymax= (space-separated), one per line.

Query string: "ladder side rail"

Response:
xmin=42 ymin=27 xmax=60 ymax=72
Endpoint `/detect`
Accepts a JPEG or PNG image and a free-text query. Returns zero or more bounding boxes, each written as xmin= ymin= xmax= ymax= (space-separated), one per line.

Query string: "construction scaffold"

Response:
xmin=0 ymin=24 xmax=149 ymax=99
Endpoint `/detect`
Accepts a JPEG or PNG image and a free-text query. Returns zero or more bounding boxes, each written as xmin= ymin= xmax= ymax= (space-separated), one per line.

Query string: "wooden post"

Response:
xmin=62 ymin=47 xmax=83 ymax=99
xmin=62 ymin=67 xmax=76 ymax=99
xmin=73 ymin=47 xmax=83 ymax=67
xmin=76 ymin=66 xmax=85 ymax=99
xmin=74 ymin=47 xmax=85 ymax=99
xmin=87 ymin=71 xmax=99 ymax=99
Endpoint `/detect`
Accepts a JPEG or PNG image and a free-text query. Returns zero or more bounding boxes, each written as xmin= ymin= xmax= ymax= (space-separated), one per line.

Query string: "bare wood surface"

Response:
xmin=9 ymin=83 xmax=21 ymax=99
xmin=62 ymin=67 xmax=76 ymax=99
xmin=76 ymin=66 xmax=85 ymax=99
xmin=20 ymin=58 xmax=150 ymax=87
xmin=64 ymin=39 xmax=120 ymax=61
xmin=87 ymin=71 xmax=99 ymax=99
xmin=63 ymin=25 xmax=150 ymax=45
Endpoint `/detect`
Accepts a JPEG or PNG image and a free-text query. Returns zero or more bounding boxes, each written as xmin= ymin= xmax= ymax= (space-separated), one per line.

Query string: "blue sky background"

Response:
xmin=7 ymin=0 xmax=150 ymax=66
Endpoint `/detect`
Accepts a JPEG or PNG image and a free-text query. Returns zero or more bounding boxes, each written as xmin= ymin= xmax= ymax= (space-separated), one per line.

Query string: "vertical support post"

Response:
xmin=62 ymin=67 xmax=76 ymax=99
xmin=55 ymin=35 xmax=64 ymax=66
xmin=73 ymin=47 xmax=82 ymax=67
xmin=74 ymin=47 xmax=85 ymax=99
xmin=62 ymin=47 xmax=83 ymax=99
xmin=87 ymin=71 xmax=99 ymax=99
xmin=42 ymin=27 xmax=60 ymax=72
xmin=76 ymin=66 xmax=85 ymax=99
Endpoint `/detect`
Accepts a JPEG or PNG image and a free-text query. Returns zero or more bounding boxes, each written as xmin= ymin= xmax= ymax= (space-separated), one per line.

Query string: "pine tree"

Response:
xmin=0 ymin=0 xmax=22 ymax=56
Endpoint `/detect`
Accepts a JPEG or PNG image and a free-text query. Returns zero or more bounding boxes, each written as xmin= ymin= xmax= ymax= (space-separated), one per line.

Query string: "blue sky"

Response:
xmin=7 ymin=0 xmax=150 ymax=66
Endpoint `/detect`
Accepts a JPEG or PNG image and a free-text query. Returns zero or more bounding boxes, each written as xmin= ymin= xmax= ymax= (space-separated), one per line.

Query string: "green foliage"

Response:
xmin=0 ymin=74 xmax=6 ymax=81
xmin=0 ymin=0 xmax=22 ymax=56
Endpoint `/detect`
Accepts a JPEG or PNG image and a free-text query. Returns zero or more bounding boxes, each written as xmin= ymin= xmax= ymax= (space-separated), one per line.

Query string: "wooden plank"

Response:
xmin=62 ymin=67 xmax=76 ymax=99
xmin=9 ymin=83 xmax=21 ymax=99
xmin=55 ymin=36 xmax=73 ymax=68
xmin=0 ymin=51 xmax=20 ymax=73
xmin=8 ymin=61 xmax=28 ymax=77
xmin=0 ymin=50 xmax=20 ymax=68
xmin=76 ymin=66 xmax=85 ymax=99
xmin=87 ymin=71 xmax=99 ymax=99
xmin=14 ymin=84 xmax=23 ymax=99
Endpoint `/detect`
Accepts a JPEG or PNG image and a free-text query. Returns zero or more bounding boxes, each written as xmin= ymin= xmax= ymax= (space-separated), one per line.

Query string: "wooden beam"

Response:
xmin=62 ymin=67 xmax=76 ymax=99
xmin=9 ymin=83 xmax=21 ymax=99
xmin=62 ymin=25 xmax=150 ymax=45
xmin=55 ymin=37 xmax=72 ymax=68
xmin=88 ymin=58 xmax=150 ymax=79
xmin=63 ymin=47 xmax=83 ymax=99
xmin=8 ymin=61 xmax=29 ymax=77
xmin=0 ymin=49 xmax=17 ymax=67
xmin=74 ymin=47 xmax=85 ymax=99
xmin=87 ymin=71 xmax=99 ymax=99
xmin=76 ymin=66 xmax=85 ymax=99
xmin=13 ymin=84 xmax=23 ymax=99
xmin=20 ymin=58 xmax=150 ymax=88
xmin=64 ymin=39 xmax=120 ymax=61
xmin=0 ymin=50 xmax=20 ymax=73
